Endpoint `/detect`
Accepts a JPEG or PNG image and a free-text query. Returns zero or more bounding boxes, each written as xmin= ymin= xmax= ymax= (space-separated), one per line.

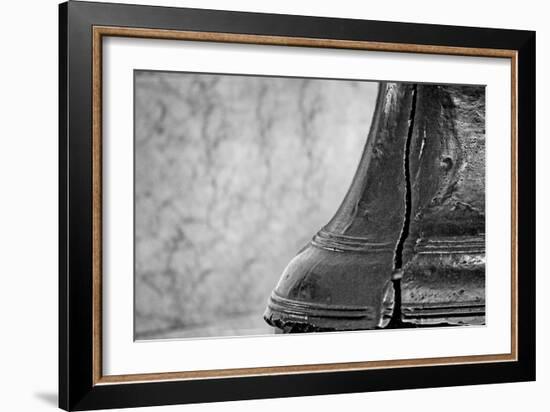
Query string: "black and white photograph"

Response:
xmin=134 ymin=71 xmax=486 ymax=340
xmin=0 ymin=0 xmax=542 ymax=410
xmin=52 ymin=0 xmax=539 ymax=410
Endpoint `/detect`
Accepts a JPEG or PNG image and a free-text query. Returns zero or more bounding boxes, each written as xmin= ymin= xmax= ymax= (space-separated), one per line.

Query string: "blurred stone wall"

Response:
xmin=134 ymin=71 xmax=378 ymax=338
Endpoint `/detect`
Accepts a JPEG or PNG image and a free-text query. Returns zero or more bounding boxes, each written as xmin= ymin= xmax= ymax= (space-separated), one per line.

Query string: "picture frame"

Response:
xmin=59 ymin=1 xmax=536 ymax=410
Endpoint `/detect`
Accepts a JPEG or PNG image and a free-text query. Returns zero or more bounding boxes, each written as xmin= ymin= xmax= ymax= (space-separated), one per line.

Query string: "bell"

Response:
xmin=264 ymin=81 xmax=487 ymax=333
xmin=264 ymin=83 xmax=417 ymax=332
xmin=399 ymin=84 xmax=486 ymax=326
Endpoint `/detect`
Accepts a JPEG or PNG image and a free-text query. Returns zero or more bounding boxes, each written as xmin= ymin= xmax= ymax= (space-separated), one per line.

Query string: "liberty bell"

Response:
xmin=264 ymin=82 xmax=486 ymax=332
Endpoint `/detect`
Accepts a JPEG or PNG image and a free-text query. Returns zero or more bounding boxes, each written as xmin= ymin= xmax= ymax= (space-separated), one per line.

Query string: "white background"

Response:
xmin=103 ymin=37 xmax=511 ymax=375
xmin=0 ymin=0 xmax=546 ymax=411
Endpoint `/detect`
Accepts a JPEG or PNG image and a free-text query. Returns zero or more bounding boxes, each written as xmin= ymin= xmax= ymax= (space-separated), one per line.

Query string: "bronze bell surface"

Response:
xmin=399 ymin=84 xmax=486 ymax=326
xmin=264 ymin=81 xmax=486 ymax=333
xmin=264 ymin=83 xmax=417 ymax=332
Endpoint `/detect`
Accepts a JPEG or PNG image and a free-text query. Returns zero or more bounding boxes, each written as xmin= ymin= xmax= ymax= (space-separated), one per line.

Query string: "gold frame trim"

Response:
xmin=92 ymin=26 xmax=518 ymax=386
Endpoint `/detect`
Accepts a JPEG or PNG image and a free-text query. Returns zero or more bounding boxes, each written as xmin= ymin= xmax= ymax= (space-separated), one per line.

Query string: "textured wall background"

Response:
xmin=134 ymin=71 xmax=378 ymax=339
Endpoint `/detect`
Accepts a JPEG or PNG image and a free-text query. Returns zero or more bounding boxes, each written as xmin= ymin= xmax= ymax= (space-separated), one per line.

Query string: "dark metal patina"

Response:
xmin=400 ymin=85 xmax=486 ymax=326
xmin=264 ymin=83 xmax=416 ymax=332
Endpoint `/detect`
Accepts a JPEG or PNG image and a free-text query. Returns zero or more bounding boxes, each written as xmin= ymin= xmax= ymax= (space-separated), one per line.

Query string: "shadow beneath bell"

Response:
xmin=34 ymin=392 xmax=58 ymax=407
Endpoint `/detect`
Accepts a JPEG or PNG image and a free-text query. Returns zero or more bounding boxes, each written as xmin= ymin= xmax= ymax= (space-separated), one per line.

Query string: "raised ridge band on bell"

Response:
xmin=267 ymin=292 xmax=376 ymax=320
xmin=311 ymin=228 xmax=395 ymax=253
xmin=404 ymin=235 xmax=485 ymax=255
xmin=402 ymin=302 xmax=485 ymax=322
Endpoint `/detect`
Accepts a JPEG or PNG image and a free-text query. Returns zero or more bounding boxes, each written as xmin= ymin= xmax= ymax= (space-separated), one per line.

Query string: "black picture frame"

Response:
xmin=59 ymin=1 xmax=536 ymax=410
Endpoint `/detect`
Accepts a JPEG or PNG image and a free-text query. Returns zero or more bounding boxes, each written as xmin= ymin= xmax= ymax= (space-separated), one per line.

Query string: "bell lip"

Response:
xmin=263 ymin=292 xmax=383 ymax=332
xmin=267 ymin=292 xmax=376 ymax=319
xmin=401 ymin=301 xmax=486 ymax=326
